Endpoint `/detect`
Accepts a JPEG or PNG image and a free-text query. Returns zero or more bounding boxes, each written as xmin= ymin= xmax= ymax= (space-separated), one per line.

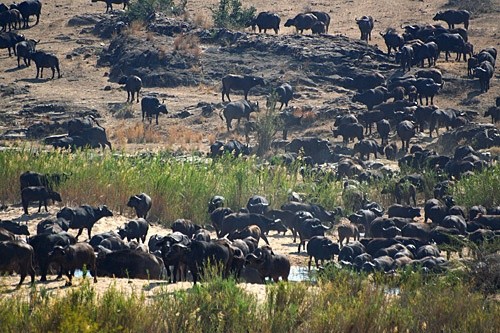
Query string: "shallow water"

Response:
xmin=288 ymin=265 xmax=314 ymax=282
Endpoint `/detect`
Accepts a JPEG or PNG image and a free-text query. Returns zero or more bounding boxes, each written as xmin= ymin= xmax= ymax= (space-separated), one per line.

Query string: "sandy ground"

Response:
xmin=0 ymin=204 xmax=310 ymax=298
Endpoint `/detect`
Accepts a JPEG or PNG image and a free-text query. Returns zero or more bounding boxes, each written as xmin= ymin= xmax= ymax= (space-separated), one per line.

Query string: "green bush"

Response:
xmin=453 ymin=163 xmax=500 ymax=209
xmin=210 ymin=0 xmax=256 ymax=29
xmin=255 ymin=94 xmax=281 ymax=157
xmin=126 ymin=0 xmax=187 ymax=22
xmin=1 ymin=268 xmax=500 ymax=332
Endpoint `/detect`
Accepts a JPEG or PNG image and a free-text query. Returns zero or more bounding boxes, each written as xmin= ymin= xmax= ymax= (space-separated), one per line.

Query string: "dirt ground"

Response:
xmin=0 ymin=0 xmax=499 ymax=296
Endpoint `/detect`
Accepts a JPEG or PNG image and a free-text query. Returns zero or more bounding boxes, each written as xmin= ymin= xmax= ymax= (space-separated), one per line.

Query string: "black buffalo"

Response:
xmin=30 ymin=51 xmax=61 ymax=79
xmin=221 ymin=74 xmax=265 ymax=102
xmin=16 ymin=39 xmax=38 ymax=68
xmin=57 ymin=205 xmax=113 ymax=240
xmin=118 ymin=218 xmax=149 ymax=242
xmin=284 ymin=13 xmax=318 ymax=34
xmin=355 ymin=16 xmax=374 ymax=41
xmin=48 ymin=243 xmax=97 ymax=286
xmin=141 ymin=96 xmax=168 ymax=125
xmin=10 ymin=0 xmax=41 ymax=28
xmin=0 ymin=220 xmax=29 ymax=236
xmin=380 ymin=29 xmax=404 ymax=55
xmin=21 ymin=186 xmax=62 ymax=215
xmin=433 ymin=10 xmax=470 ymax=29
xmin=127 ymin=193 xmax=152 ymax=219
xmin=246 ymin=245 xmax=290 ymax=282
xmin=118 ymin=75 xmax=142 ymax=103
xmin=91 ymin=0 xmax=129 ymax=13
xmin=29 ymin=232 xmax=76 ymax=281
xmin=248 ymin=11 xmax=280 ymax=34
xmin=0 ymin=31 xmax=25 ymax=57
xmin=0 ymin=240 xmax=35 ymax=286
xmin=220 ymin=99 xmax=259 ymax=131
xmin=97 ymin=249 xmax=164 ymax=279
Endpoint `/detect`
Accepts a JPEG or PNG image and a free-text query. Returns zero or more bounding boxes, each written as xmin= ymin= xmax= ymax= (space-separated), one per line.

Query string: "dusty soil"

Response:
xmin=0 ymin=0 xmax=499 ymax=297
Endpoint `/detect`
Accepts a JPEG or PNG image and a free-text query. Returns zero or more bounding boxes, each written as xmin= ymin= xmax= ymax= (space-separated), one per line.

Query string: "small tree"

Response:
xmin=211 ymin=0 xmax=256 ymax=29
xmin=126 ymin=0 xmax=187 ymax=22
xmin=255 ymin=94 xmax=281 ymax=157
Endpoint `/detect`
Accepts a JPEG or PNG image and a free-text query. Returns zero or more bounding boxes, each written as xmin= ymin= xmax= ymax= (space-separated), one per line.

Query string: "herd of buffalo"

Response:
xmin=0 ymin=2 xmax=499 ymax=286
xmin=1 ymin=154 xmax=500 ymax=286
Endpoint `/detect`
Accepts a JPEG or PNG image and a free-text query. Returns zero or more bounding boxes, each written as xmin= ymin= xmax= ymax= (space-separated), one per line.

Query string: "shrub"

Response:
xmin=210 ymin=0 xmax=256 ymax=29
xmin=255 ymin=94 xmax=280 ymax=157
xmin=453 ymin=164 xmax=500 ymax=209
xmin=173 ymin=34 xmax=202 ymax=58
xmin=446 ymin=0 xmax=494 ymax=15
xmin=127 ymin=0 xmax=187 ymax=22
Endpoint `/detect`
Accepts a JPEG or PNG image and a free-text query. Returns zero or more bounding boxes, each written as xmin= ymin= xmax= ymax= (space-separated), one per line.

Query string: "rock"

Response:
xmin=68 ymin=14 xmax=104 ymax=27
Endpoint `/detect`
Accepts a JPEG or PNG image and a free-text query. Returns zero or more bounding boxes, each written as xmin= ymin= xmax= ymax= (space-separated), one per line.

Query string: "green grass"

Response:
xmin=0 ymin=148 xmax=339 ymax=225
xmin=2 ymin=148 xmax=498 ymax=225
xmin=1 ymin=269 xmax=498 ymax=332
xmin=453 ymin=163 xmax=500 ymax=209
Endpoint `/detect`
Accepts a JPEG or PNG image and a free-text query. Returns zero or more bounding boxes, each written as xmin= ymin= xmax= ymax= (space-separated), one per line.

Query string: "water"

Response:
xmin=288 ymin=266 xmax=314 ymax=282
xmin=74 ymin=269 xmax=93 ymax=278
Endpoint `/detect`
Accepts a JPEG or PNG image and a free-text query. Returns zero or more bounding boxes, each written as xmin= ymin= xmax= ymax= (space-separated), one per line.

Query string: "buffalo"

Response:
xmin=246 ymin=195 xmax=269 ymax=215
xmin=171 ymin=219 xmax=202 ymax=238
xmin=48 ymin=243 xmax=97 ymax=286
xmin=127 ymin=193 xmax=152 ymax=219
xmin=284 ymin=13 xmax=318 ymax=34
xmin=97 ymin=249 xmax=164 ymax=279
xmin=21 ymin=186 xmax=62 ymax=215
xmin=91 ymin=0 xmax=129 ymax=13
xmin=246 ymin=245 xmax=290 ymax=282
xmin=10 ymin=0 xmax=42 ymax=28
xmin=0 ymin=31 xmax=25 ymax=57
xmin=337 ymin=224 xmax=360 ymax=246
xmin=118 ymin=75 xmax=142 ymax=103
xmin=433 ymin=10 xmax=470 ymax=30
xmin=220 ymin=99 xmax=259 ymax=131
xmin=221 ymin=74 xmax=265 ymax=102
xmin=30 ymin=51 xmax=61 ymax=79
xmin=29 ymin=232 xmax=76 ymax=281
xmin=20 ymin=170 xmax=68 ymax=193
xmin=380 ymin=29 xmax=404 ymax=55
xmin=473 ymin=61 xmax=494 ymax=93
xmin=16 ymin=39 xmax=38 ymax=68
xmin=396 ymin=120 xmax=415 ymax=151
xmin=0 ymin=240 xmax=36 ymax=286
xmin=118 ymin=218 xmax=149 ymax=243
xmin=141 ymin=96 xmax=168 ymax=125
xmin=57 ymin=205 xmax=113 ymax=240
xmin=355 ymin=16 xmax=374 ymax=41
xmin=275 ymin=83 xmax=293 ymax=110
xmin=248 ymin=11 xmax=280 ymax=34
xmin=0 ymin=220 xmax=29 ymax=236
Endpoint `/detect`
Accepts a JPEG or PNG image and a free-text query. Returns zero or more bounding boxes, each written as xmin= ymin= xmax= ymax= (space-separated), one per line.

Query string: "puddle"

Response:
xmin=74 ymin=269 xmax=93 ymax=278
xmin=288 ymin=266 xmax=314 ymax=282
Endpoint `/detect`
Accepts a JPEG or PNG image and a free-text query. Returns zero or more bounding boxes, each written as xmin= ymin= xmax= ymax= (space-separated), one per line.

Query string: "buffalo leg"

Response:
xmin=261 ymin=233 xmax=270 ymax=245
xmin=75 ymin=228 xmax=83 ymax=239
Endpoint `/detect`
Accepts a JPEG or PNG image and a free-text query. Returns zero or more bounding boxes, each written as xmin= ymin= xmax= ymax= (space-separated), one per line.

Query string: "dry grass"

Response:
xmin=113 ymin=122 xmax=164 ymax=144
xmin=122 ymin=20 xmax=146 ymax=38
xmin=193 ymin=12 xmax=211 ymax=29
xmin=165 ymin=123 xmax=205 ymax=146
xmin=173 ymin=33 xmax=202 ymax=58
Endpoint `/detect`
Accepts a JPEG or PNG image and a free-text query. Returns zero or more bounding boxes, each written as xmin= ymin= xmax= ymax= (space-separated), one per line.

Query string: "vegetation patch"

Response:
xmin=445 ymin=0 xmax=495 ymax=15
